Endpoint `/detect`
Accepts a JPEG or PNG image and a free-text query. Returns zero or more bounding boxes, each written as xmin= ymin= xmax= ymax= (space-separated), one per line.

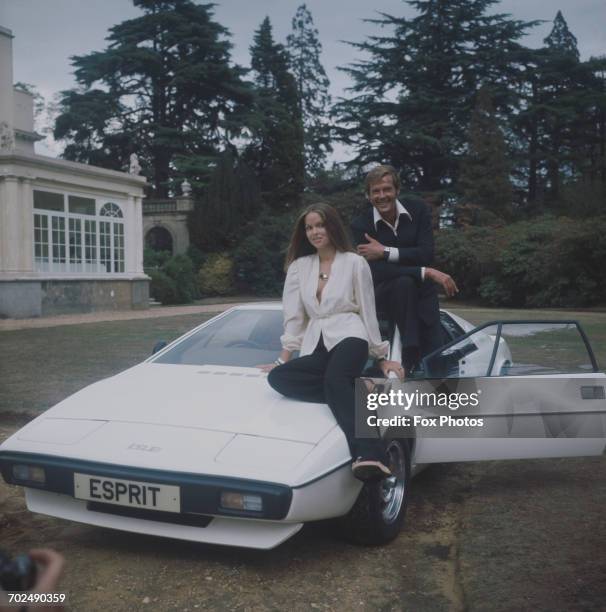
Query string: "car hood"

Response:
xmin=0 ymin=364 xmax=347 ymax=484
xmin=38 ymin=363 xmax=337 ymax=444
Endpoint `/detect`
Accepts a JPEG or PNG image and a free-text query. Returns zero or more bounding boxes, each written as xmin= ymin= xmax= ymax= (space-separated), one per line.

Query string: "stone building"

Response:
xmin=0 ymin=26 xmax=149 ymax=318
xmin=143 ymin=186 xmax=194 ymax=256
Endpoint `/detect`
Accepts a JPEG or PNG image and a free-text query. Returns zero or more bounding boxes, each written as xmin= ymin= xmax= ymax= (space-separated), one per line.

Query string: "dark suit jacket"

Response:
xmin=351 ymin=198 xmax=439 ymax=325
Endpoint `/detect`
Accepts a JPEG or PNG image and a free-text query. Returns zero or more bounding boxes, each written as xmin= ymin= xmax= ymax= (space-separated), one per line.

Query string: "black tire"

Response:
xmin=339 ymin=439 xmax=411 ymax=545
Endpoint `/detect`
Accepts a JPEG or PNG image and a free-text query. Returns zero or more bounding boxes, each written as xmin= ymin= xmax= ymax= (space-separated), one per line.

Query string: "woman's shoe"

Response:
xmin=351 ymin=457 xmax=392 ymax=482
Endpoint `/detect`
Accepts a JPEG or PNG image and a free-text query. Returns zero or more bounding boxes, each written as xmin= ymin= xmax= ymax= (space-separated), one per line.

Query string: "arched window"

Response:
xmin=99 ymin=202 xmax=124 ymax=218
xmin=146 ymin=226 xmax=173 ymax=254
xmin=99 ymin=203 xmax=124 ymax=272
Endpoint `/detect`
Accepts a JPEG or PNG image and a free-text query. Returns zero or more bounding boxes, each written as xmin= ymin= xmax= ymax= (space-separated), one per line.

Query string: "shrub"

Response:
xmin=436 ymin=215 xmax=606 ymax=308
xmin=480 ymin=217 xmax=582 ymax=307
xmin=163 ymin=254 xmax=199 ymax=304
xmin=434 ymin=226 xmax=496 ymax=300
xmin=186 ymin=244 xmax=206 ymax=271
xmin=148 ymin=270 xmax=179 ymax=305
xmin=146 ymin=253 xmax=199 ymax=305
xmin=143 ymin=248 xmax=171 ymax=271
xmin=198 ymin=253 xmax=236 ymax=296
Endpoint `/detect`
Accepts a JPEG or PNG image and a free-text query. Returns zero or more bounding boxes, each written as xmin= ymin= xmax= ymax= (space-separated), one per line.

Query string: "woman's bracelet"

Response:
xmin=274 ymin=357 xmax=285 ymax=366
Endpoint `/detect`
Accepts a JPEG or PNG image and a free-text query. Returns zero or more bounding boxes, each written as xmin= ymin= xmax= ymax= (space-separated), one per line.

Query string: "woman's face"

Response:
xmin=304 ymin=211 xmax=331 ymax=251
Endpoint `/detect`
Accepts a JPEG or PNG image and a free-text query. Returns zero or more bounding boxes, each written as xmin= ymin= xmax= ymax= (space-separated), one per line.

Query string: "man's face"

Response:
xmin=368 ymin=174 xmax=398 ymax=220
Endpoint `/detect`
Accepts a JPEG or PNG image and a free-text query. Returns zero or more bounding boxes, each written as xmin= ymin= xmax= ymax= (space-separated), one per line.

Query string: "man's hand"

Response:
xmin=425 ymin=267 xmax=459 ymax=297
xmin=357 ymin=233 xmax=385 ymax=261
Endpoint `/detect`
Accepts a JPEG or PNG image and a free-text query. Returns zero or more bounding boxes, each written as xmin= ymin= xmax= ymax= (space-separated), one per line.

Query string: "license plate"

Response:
xmin=74 ymin=473 xmax=180 ymax=512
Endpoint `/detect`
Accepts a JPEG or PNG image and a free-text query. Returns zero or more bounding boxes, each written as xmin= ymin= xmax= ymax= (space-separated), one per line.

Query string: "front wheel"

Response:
xmin=340 ymin=439 xmax=411 ymax=545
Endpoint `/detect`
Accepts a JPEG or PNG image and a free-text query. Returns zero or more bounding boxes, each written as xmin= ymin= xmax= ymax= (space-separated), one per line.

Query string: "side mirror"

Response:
xmin=152 ymin=340 xmax=167 ymax=355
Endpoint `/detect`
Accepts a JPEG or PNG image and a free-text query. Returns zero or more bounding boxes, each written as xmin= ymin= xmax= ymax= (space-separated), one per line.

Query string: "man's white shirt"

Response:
xmin=372 ymin=199 xmax=425 ymax=278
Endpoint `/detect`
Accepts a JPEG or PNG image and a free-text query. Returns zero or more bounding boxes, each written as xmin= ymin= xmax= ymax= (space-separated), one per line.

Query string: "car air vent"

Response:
xmin=197 ymin=370 xmax=263 ymax=377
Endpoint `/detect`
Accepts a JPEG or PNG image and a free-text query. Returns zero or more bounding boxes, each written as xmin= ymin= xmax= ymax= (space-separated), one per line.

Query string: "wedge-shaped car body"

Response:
xmin=1 ymin=305 xmax=605 ymax=549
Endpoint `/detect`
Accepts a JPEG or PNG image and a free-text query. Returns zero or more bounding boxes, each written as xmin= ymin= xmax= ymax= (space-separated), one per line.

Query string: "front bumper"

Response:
xmin=24 ymin=488 xmax=302 ymax=549
xmin=0 ymin=451 xmax=292 ymax=521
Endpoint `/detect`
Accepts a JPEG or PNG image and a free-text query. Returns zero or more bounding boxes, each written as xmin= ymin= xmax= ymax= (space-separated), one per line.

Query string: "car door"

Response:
xmin=399 ymin=321 xmax=606 ymax=464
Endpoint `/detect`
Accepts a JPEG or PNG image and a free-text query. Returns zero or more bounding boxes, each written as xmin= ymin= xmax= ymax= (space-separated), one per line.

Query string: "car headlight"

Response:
xmin=12 ymin=464 xmax=46 ymax=485
xmin=220 ymin=491 xmax=263 ymax=512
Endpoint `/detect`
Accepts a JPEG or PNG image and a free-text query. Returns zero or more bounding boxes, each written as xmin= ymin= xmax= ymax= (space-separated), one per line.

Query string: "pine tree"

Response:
xmin=459 ymin=87 xmax=512 ymax=216
xmin=334 ymin=0 xmax=535 ymax=196
xmin=544 ymin=10 xmax=580 ymax=61
xmin=244 ymin=17 xmax=304 ymax=208
xmin=286 ymin=4 xmax=332 ymax=177
xmin=586 ymin=56 xmax=606 ymax=188
xmin=535 ymin=11 xmax=595 ymax=201
xmin=514 ymin=17 xmax=606 ymax=208
xmin=54 ymin=0 xmax=250 ymax=197
xmin=188 ymin=152 xmax=261 ymax=251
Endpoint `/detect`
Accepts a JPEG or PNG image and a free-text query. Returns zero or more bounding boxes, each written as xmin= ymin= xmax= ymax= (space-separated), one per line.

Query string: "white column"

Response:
xmin=19 ymin=177 xmax=34 ymax=273
xmin=0 ymin=175 xmax=8 ymax=273
xmin=0 ymin=28 xmax=15 ymax=144
xmin=0 ymin=175 xmax=33 ymax=275
xmin=125 ymin=194 xmax=144 ymax=275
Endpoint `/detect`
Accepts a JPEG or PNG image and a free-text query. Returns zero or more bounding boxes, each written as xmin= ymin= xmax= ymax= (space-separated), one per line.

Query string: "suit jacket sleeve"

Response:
xmin=396 ymin=201 xmax=434 ymax=265
xmin=351 ymin=216 xmax=423 ymax=285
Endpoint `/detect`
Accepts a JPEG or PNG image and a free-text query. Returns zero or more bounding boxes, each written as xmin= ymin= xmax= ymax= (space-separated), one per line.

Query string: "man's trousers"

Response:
xmin=375 ymin=276 xmax=443 ymax=371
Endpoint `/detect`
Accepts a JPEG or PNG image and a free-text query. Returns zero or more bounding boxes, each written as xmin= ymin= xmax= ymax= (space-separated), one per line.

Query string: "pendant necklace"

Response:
xmin=319 ymin=272 xmax=329 ymax=280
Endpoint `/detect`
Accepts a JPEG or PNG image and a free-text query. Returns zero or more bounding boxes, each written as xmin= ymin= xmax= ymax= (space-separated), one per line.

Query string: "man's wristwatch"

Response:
xmin=383 ymin=247 xmax=391 ymax=260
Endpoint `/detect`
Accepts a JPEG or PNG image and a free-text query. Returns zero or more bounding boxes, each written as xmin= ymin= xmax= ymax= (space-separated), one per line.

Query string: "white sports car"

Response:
xmin=1 ymin=305 xmax=604 ymax=549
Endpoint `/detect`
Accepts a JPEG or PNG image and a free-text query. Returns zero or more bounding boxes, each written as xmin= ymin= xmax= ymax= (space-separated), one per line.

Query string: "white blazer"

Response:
xmin=280 ymin=250 xmax=389 ymax=359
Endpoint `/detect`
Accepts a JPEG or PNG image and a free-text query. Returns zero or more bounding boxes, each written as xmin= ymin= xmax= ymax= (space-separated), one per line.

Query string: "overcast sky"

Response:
xmin=1 ymin=0 xmax=605 ymax=160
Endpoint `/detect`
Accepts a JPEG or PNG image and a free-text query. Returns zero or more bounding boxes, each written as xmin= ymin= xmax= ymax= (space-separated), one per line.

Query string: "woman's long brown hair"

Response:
xmin=284 ymin=203 xmax=354 ymax=270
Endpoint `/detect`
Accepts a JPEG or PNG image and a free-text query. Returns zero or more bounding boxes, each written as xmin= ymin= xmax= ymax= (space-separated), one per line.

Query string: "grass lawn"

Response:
xmin=448 ymin=304 xmax=606 ymax=364
xmin=0 ymin=313 xmax=214 ymax=416
xmin=0 ymin=305 xmax=604 ymax=416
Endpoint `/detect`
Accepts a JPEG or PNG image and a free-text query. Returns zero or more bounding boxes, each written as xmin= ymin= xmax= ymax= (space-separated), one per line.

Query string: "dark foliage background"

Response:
xmin=51 ymin=1 xmax=605 ymax=306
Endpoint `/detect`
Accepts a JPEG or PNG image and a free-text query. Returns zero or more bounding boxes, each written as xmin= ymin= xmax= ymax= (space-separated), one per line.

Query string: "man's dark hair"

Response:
xmin=365 ymin=164 xmax=401 ymax=194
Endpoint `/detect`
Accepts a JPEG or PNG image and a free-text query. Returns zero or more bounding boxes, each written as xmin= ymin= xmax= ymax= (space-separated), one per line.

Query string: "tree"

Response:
xmin=540 ymin=10 xmax=584 ymax=200
xmin=244 ymin=17 xmax=304 ymax=209
xmin=517 ymin=11 xmax=603 ymax=205
xmin=459 ymin=87 xmax=512 ymax=216
xmin=585 ymin=55 xmax=606 ymax=188
xmin=286 ymin=4 xmax=332 ymax=177
xmin=188 ymin=151 xmax=261 ymax=251
xmin=544 ymin=10 xmax=579 ymax=61
xmin=54 ymin=0 xmax=251 ymax=197
xmin=334 ymin=0 xmax=536 ymax=196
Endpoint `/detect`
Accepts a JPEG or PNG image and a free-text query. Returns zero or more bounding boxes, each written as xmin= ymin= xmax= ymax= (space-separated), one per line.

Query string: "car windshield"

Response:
xmin=153 ymin=307 xmax=397 ymax=369
xmin=152 ymin=309 xmax=286 ymax=367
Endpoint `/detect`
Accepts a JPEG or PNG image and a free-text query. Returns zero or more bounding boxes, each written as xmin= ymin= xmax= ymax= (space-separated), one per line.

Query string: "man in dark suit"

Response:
xmin=351 ymin=164 xmax=458 ymax=372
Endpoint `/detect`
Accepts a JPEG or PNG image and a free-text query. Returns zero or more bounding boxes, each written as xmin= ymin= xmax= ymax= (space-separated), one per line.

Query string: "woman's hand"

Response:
xmin=257 ymin=350 xmax=291 ymax=373
xmin=378 ymin=359 xmax=406 ymax=380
